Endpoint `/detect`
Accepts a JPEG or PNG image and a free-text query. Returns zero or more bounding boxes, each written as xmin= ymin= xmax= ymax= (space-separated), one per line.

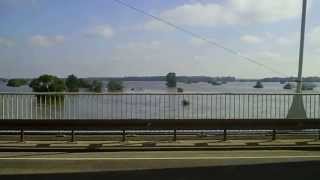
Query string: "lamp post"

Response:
xmin=287 ymin=0 xmax=307 ymax=119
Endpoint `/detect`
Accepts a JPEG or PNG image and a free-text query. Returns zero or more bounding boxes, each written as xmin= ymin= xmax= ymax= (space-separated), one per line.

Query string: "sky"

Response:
xmin=0 ymin=0 xmax=320 ymax=79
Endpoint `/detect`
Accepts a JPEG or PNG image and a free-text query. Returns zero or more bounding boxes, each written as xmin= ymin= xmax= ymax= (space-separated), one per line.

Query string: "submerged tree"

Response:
xmin=65 ymin=74 xmax=80 ymax=92
xmin=29 ymin=74 xmax=65 ymax=102
xmin=6 ymin=79 xmax=28 ymax=87
xmin=79 ymin=78 xmax=91 ymax=88
xmin=107 ymin=80 xmax=123 ymax=92
xmin=166 ymin=72 xmax=176 ymax=88
xmin=30 ymin=74 xmax=65 ymax=92
xmin=177 ymin=87 xmax=184 ymax=93
xmin=91 ymin=80 xmax=103 ymax=93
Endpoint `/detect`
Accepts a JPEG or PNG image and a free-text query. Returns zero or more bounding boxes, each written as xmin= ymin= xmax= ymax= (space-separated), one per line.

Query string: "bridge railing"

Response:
xmin=0 ymin=92 xmax=319 ymax=120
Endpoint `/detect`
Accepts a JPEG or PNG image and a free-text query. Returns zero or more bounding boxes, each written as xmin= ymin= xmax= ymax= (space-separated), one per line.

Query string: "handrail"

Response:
xmin=0 ymin=92 xmax=319 ymax=95
xmin=1 ymin=119 xmax=320 ymax=130
xmin=2 ymin=92 xmax=320 ymax=120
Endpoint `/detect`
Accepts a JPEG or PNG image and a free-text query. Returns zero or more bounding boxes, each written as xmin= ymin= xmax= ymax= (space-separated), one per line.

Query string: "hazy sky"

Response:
xmin=0 ymin=0 xmax=320 ymax=78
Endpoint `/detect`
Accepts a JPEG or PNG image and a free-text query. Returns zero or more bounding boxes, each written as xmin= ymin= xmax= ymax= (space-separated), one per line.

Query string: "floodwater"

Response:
xmin=1 ymin=81 xmax=320 ymax=120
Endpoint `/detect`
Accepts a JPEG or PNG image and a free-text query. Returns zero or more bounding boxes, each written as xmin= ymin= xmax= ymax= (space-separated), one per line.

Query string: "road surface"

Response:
xmin=0 ymin=150 xmax=320 ymax=179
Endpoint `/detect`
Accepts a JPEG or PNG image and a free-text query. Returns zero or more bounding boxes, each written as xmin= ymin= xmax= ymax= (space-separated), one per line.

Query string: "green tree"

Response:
xmin=6 ymin=79 xmax=28 ymax=87
xmin=79 ymin=78 xmax=91 ymax=88
xmin=91 ymin=80 xmax=103 ymax=93
xmin=177 ymin=87 xmax=184 ymax=93
xmin=29 ymin=74 xmax=65 ymax=92
xmin=65 ymin=74 xmax=80 ymax=92
xmin=166 ymin=72 xmax=176 ymax=88
xmin=107 ymin=80 xmax=123 ymax=92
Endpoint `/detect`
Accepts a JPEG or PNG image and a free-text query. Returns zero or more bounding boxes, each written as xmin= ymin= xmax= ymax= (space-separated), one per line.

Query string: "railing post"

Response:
xmin=122 ymin=130 xmax=126 ymax=142
xmin=173 ymin=129 xmax=177 ymax=141
xmin=223 ymin=129 xmax=227 ymax=141
xmin=272 ymin=130 xmax=276 ymax=141
xmin=71 ymin=130 xmax=75 ymax=142
xmin=19 ymin=129 xmax=24 ymax=142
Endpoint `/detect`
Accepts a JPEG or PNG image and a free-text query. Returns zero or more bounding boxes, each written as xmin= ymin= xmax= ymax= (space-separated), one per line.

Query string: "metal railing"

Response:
xmin=1 ymin=92 xmax=320 ymax=120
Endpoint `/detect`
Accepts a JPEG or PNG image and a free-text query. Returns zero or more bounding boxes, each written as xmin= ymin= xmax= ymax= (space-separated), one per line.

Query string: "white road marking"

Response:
xmin=0 ymin=156 xmax=320 ymax=160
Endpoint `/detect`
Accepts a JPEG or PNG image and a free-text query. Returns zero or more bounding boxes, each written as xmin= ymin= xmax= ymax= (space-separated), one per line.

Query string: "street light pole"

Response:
xmin=287 ymin=0 xmax=307 ymax=119
xmin=296 ymin=0 xmax=307 ymax=93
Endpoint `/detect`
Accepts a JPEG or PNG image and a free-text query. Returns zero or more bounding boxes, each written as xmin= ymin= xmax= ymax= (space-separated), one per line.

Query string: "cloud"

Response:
xmin=275 ymin=37 xmax=294 ymax=45
xmin=229 ymin=0 xmax=301 ymax=23
xmin=240 ymin=35 xmax=263 ymax=44
xmin=144 ymin=3 xmax=236 ymax=30
xmin=144 ymin=21 xmax=175 ymax=32
xmin=309 ymin=26 xmax=320 ymax=45
xmin=144 ymin=0 xmax=301 ymax=31
xmin=255 ymin=51 xmax=281 ymax=59
xmin=189 ymin=37 xmax=207 ymax=46
xmin=0 ymin=37 xmax=15 ymax=47
xmin=114 ymin=41 xmax=161 ymax=55
xmin=85 ymin=25 xmax=114 ymax=39
xmin=30 ymin=35 xmax=64 ymax=47
xmin=240 ymin=32 xmax=298 ymax=47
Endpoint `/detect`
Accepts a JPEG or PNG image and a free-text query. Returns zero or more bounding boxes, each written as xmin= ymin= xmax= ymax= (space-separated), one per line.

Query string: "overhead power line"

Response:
xmin=112 ymin=0 xmax=288 ymax=77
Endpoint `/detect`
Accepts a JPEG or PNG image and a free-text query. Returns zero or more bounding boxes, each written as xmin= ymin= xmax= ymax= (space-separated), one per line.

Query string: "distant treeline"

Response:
xmin=83 ymin=76 xmax=320 ymax=83
xmin=87 ymin=76 xmax=237 ymax=83
xmin=4 ymin=76 xmax=320 ymax=84
xmin=260 ymin=77 xmax=320 ymax=82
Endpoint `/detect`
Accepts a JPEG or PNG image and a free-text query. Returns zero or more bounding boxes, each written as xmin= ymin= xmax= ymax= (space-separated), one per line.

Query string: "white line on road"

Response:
xmin=1 ymin=156 xmax=320 ymax=160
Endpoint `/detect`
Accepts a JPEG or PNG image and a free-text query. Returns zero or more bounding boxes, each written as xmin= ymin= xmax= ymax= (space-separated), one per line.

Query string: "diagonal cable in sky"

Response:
xmin=112 ymin=0 xmax=288 ymax=77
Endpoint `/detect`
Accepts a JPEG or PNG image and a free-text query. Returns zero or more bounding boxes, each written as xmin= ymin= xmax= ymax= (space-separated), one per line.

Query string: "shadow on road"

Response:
xmin=1 ymin=160 xmax=320 ymax=180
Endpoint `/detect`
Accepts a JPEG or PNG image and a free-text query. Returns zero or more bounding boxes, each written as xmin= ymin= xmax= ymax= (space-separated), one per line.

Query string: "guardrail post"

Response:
xmin=19 ymin=129 xmax=24 ymax=142
xmin=223 ymin=129 xmax=227 ymax=141
xmin=71 ymin=130 xmax=75 ymax=142
xmin=122 ymin=130 xmax=126 ymax=142
xmin=272 ymin=130 xmax=276 ymax=141
xmin=173 ymin=129 xmax=177 ymax=141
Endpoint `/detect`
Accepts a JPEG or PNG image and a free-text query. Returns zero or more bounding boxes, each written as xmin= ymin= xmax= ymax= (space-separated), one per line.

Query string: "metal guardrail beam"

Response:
xmin=1 ymin=92 xmax=320 ymax=95
xmin=1 ymin=119 xmax=320 ymax=131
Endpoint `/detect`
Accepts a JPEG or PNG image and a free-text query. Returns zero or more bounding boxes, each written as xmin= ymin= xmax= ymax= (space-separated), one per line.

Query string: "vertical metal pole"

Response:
xmin=122 ymin=130 xmax=126 ymax=142
xmin=223 ymin=129 xmax=227 ymax=141
xmin=59 ymin=95 xmax=62 ymax=119
xmin=45 ymin=96 xmax=47 ymax=119
xmin=272 ymin=130 xmax=277 ymax=141
xmin=173 ymin=129 xmax=177 ymax=141
xmin=16 ymin=95 xmax=19 ymax=119
xmin=40 ymin=96 xmax=42 ymax=119
xmin=7 ymin=96 xmax=9 ymax=119
xmin=20 ymin=129 xmax=24 ymax=142
xmin=71 ymin=130 xmax=75 ymax=142
xmin=11 ymin=96 xmax=13 ymax=119
xmin=30 ymin=96 xmax=33 ymax=119
xmin=35 ymin=95 xmax=38 ymax=120
xmin=2 ymin=95 xmax=3 ymax=119
xmin=287 ymin=0 xmax=307 ymax=119
xmin=49 ymin=96 xmax=52 ymax=119
xmin=297 ymin=0 xmax=307 ymax=94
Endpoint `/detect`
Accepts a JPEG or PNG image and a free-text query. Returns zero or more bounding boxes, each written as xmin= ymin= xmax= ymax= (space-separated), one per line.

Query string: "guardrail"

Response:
xmin=1 ymin=92 xmax=320 ymax=120
xmin=1 ymin=92 xmax=320 ymax=142
xmin=1 ymin=119 xmax=320 ymax=142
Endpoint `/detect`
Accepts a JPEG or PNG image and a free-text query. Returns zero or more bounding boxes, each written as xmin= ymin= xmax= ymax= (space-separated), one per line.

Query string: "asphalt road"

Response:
xmin=1 ymin=150 xmax=320 ymax=179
